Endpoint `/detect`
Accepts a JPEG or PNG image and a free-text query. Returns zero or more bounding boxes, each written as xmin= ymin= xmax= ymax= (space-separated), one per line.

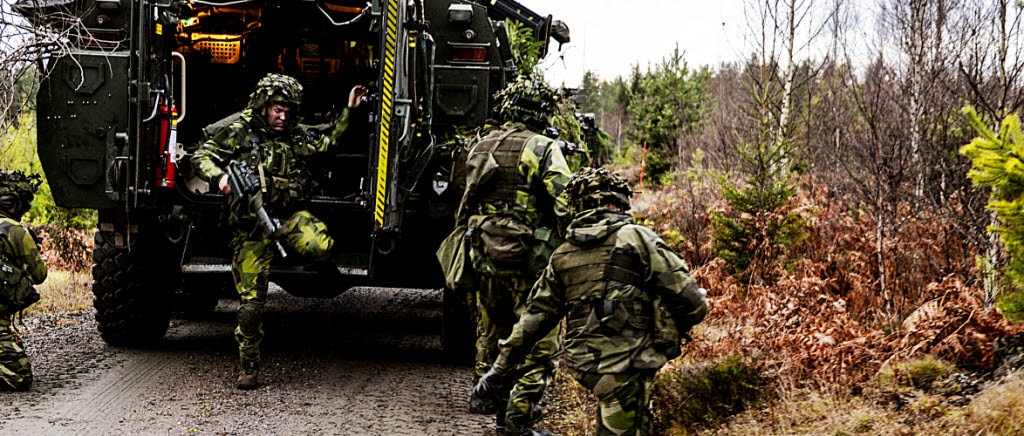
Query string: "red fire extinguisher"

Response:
xmin=156 ymin=104 xmax=178 ymax=188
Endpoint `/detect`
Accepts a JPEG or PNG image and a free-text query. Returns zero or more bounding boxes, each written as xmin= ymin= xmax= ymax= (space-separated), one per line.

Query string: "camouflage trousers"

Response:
xmin=569 ymin=369 xmax=656 ymax=436
xmin=474 ymin=275 xmax=561 ymax=430
xmin=0 ymin=318 xmax=31 ymax=391
xmin=232 ymin=210 xmax=334 ymax=367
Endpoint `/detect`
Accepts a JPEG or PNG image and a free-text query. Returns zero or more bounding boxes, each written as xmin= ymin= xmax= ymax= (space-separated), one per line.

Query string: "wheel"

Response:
xmin=442 ymin=287 xmax=475 ymax=360
xmin=92 ymin=230 xmax=172 ymax=346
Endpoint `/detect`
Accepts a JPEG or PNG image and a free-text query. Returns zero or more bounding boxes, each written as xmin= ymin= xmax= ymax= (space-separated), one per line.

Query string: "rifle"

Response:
xmin=225 ymin=160 xmax=288 ymax=258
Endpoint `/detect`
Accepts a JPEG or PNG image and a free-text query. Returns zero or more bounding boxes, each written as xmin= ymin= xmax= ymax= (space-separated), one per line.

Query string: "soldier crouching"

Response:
xmin=474 ymin=168 xmax=709 ymax=436
xmin=190 ymin=73 xmax=365 ymax=390
xmin=0 ymin=170 xmax=47 ymax=391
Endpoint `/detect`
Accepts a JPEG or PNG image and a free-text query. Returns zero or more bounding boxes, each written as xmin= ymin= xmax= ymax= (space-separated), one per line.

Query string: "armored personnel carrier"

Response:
xmin=14 ymin=0 xmax=570 ymax=348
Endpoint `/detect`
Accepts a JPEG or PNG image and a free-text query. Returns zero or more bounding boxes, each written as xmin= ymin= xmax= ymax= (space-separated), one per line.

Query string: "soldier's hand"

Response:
xmin=219 ymin=174 xmax=232 ymax=195
xmin=472 ymin=368 xmax=505 ymax=400
xmin=348 ymin=85 xmax=367 ymax=109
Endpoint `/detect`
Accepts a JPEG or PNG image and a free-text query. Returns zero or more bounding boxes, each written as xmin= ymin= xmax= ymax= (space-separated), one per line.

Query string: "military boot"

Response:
xmin=236 ymin=362 xmax=259 ymax=390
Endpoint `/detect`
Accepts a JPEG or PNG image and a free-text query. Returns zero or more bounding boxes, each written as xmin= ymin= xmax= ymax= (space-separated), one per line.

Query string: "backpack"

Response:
xmin=0 ymin=261 xmax=38 ymax=313
xmin=0 ymin=221 xmax=39 ymax=314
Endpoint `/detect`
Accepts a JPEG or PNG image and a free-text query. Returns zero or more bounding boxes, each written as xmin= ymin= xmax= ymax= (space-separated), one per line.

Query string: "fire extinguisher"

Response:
xmin=156 ymin=104 xmax=178 ymax=188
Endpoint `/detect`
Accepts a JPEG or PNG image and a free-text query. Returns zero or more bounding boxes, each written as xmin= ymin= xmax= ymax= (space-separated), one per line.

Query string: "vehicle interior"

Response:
xmin=173 ymin=0 xmax=378 ymax=204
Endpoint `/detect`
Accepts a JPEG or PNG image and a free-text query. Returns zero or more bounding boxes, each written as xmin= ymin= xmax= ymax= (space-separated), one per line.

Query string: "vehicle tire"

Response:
xmin=442 ymin=287 xmax=474 ymax=360
xmin=92 ymin=230 xmax=172 ymax=346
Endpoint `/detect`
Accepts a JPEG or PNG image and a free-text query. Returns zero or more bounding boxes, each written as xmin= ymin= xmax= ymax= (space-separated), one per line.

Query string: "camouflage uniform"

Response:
xmin=455 ymin=77 xmax=574 ymax=433
xmin=191 ymin=74 xmax=349 ymax=373
xmin=484 ymin=168 xmax=708 ymax=436
xmin=0 ymin=171 xmax=47 ymax=391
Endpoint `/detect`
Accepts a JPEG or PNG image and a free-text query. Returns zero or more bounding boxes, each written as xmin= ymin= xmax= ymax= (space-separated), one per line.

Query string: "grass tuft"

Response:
xmin=652 ymin=355 xmax=772 ymax=434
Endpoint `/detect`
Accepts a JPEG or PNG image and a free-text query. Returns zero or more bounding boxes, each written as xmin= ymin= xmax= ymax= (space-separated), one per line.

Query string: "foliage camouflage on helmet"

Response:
xmin=493 ymin=75 xmax=560 ymax=129
xmin=0 ymin=170 xmax=42 ymax=212
xmin=247 ymin=73 xmax=303 ymax=112
xmin=565 ymin=167 xmax=631 ymax=213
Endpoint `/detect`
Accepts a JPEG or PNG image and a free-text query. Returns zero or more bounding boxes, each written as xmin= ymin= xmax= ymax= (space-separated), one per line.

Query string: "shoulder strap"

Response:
xmin=0 ymin=220 xmax=13 ymax=236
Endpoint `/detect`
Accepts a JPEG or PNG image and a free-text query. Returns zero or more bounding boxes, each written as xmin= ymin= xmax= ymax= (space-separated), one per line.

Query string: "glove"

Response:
xmin=472 ymin=368 xmax=505 ymax=400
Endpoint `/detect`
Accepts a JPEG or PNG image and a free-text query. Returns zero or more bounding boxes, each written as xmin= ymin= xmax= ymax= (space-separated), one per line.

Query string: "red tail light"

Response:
xmin=450 ymin=46 xmax=486 ymax=62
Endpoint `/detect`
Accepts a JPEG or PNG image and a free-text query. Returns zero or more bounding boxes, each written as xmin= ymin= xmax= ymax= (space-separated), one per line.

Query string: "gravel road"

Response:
xmin=0 ymin=286 xmax=495 ymax=435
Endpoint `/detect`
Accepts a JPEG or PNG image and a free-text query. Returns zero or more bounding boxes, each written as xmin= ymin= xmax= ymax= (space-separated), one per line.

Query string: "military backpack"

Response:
xmin=0 ymin=221 xmax=40 ymax=314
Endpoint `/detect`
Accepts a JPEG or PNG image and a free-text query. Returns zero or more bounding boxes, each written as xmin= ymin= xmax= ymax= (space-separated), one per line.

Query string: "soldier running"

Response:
xmin=454 ymin=76 xmax=573 ymax=435
xmin=191 ymin=73 xmax=365 ymax=390
xmin=0 ymin=170 xmax=46 ymax=391
xmin=474 ymin=167 xmax=709 ymax=436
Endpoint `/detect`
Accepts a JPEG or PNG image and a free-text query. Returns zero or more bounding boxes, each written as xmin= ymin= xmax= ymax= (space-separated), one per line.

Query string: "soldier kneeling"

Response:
xmin=0 ymin=170 xmax=47 ymax=391
xmin=474 ymin=168 xmax=708 ymax=436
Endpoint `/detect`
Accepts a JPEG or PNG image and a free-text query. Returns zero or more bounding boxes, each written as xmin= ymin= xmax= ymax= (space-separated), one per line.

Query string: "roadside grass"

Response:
xmin=23 ymin=269 xmax=92 ymax=317
xmin=544 ymin=357 xmax=1024 ymax=435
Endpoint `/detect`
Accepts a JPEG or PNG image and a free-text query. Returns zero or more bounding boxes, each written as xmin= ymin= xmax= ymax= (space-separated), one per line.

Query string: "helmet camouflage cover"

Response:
xmin=248 ymin=73 xmax=304 ymax=112
xmin=0 ymin=170 xmax=42 ymax=213
xmin=565 ymin=167 xmax=631 ymax=214
xmin=492 ymin=75 xmax=560 ymax=129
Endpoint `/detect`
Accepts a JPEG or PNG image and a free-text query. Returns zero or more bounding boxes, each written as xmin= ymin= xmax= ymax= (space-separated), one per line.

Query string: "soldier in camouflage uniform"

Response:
xmin=475 ymin=168 xmax=709 ymax=436
xmin=0 ymin=170 xmax=46 ymax=391
xmin=191 ymin=73 xmax=365 ymax=390
xmin=456 ymin=76 xmax=572 ymax=435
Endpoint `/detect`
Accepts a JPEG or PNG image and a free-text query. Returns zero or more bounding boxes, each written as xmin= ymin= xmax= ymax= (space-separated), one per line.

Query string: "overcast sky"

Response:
xmin=518 ymin=0 xmax=749 ymax=87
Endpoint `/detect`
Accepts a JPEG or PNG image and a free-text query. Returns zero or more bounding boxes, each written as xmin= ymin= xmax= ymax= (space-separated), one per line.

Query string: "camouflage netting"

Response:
xmin=247 ymin=73 xmax=304 ymax=112
xmin=492 ymin=75 xmax=560 ymax=129
xmin=0 ymin=170 xmax=41 ymax=214
xmin=565 ymin=167 xmax=631 ymax=214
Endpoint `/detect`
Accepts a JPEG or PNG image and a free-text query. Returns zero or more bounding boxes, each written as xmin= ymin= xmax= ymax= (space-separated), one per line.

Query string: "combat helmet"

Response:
xmin=247 ymin=73 xmax=304 ymax=114
xmin=565 ymin=167 xmax=631 ymax=214
xmin=0 ymin=170 xmax=42 ymax=219
xmin=492 ymin=75 xmax=560 ymax=130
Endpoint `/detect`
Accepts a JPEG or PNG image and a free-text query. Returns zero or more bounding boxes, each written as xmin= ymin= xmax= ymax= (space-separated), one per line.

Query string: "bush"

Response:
xmin=875 ymin=358 xmax=957 ymax=392
xmin=652 ymin=355 xmax=773 ymax=433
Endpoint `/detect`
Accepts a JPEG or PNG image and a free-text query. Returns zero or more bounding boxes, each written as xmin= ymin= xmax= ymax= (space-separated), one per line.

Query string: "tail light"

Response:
xmin=450 ymin=46 xmax=486 ymax=62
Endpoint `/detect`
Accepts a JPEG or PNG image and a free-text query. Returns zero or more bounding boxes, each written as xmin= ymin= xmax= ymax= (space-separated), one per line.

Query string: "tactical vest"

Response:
xmin=550 ymin=224 xmax=682 ymax=361
xmin=471 ymin=127 xmax=533 ymax=205
xmin=0 ymin=220 xmax=39 ymax=314
xmin=550 ymin=228 xmax=651 ymax=334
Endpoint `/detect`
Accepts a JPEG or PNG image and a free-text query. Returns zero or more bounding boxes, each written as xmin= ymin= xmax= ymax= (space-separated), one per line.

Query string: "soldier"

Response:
xmin=0 ymin=170 xmax=46 ymax=391
xmin=191 ymin=73 xmax=365 ymax=390
xmin=456 ymin=76 xmax=572 ymax=435
xmin=474 ymin=168 xmax=709 ymax=436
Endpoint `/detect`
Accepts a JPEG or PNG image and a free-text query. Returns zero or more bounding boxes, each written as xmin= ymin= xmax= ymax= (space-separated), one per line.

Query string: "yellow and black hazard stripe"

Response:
xmin=375 ymin=0 xmax=400 ymax=227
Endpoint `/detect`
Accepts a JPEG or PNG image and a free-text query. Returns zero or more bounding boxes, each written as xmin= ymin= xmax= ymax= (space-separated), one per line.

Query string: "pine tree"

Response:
xmin=710 ymin=58 xmax=807 ymax=283
xmin=960 ymin=106 xmax=1024 ymax=319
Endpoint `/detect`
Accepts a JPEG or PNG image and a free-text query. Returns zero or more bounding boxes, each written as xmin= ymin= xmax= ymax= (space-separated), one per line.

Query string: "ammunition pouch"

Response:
xmin=651 ymin=297 xmax=682 ymax=359
xmin=568 ymin=297 xmax=652 ymax=337
xmin=0 ymin=262 xmax=38 ymax=314
xmin=467 ymin=214 xmax=534 ymax=263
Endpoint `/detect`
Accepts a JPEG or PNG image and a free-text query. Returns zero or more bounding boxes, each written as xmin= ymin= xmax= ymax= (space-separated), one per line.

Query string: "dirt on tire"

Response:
xmin=0 ymin=286 xmax=495 ymax=435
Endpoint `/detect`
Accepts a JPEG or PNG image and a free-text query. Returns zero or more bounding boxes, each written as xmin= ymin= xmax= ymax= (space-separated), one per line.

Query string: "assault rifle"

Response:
xmin=226 ymin=160 xmax=288 ymax=258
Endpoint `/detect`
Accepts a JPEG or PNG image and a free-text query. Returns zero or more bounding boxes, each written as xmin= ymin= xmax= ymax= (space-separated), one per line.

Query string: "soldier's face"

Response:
xmin=266 ymin=103 xmax=293 ymax=132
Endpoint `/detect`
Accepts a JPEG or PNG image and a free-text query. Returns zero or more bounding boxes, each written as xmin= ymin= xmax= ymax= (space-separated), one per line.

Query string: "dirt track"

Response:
xmin=0 ymin=286 xmax=494 ymax=435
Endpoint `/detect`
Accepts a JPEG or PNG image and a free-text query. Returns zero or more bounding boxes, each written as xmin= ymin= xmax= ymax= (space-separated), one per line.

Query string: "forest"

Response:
xmin=544 ymin=0 xmax=1024 ymax=434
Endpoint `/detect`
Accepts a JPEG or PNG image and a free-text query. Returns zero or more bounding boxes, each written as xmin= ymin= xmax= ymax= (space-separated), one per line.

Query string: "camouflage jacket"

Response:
xmin=457 ymin=123 xmax=572 ymax=276
xmin=191 ymin=107 xmax=351 ymax=211
xmin=493 ymin=208 xmax=707 ymax=374
xmin=0 ymin=212 xmax=47 ymax=313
